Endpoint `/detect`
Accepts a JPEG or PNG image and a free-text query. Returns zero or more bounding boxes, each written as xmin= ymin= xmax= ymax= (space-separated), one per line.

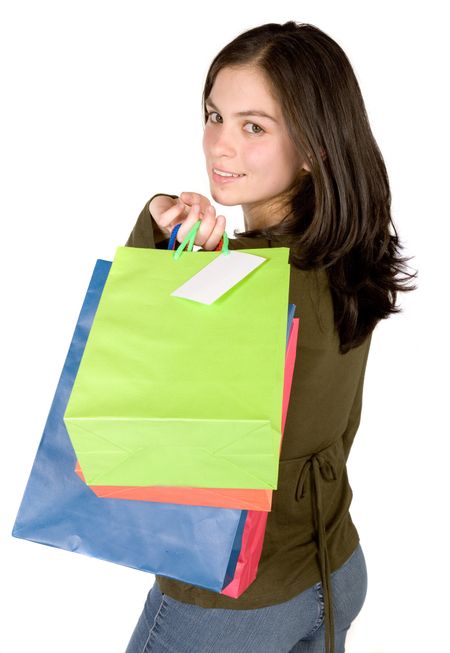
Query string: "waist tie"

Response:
xmin=295 ymin=453 xmax=337 ymax=653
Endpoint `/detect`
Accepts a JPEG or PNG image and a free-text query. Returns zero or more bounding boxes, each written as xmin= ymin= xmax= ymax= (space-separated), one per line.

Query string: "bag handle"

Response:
xmin=170 ymin=220 xmax=229 ymax=260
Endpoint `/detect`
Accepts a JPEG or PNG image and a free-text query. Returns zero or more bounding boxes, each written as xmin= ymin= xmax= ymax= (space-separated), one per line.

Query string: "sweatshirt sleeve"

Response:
xmin=125 ymin=193 xmax=179 ymax=249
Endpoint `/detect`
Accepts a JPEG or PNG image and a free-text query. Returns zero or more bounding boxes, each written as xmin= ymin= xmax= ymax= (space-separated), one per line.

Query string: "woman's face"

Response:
xmin=202 ymin=65 xmax=309 ymax=229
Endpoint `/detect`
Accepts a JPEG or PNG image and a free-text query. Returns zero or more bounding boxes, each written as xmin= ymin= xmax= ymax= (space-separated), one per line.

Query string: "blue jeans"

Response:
xmin=124 ymin=543 xmax=367 ymax=653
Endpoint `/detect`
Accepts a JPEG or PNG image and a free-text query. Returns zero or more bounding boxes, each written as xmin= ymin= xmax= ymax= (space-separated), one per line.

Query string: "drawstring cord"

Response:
xmin=295 ymin=454 xmax=337 ymax=653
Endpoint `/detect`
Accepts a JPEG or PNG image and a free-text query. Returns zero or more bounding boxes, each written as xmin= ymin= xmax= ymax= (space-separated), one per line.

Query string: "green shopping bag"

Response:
xmin=64 ymin=241 xmax=290 ymax=490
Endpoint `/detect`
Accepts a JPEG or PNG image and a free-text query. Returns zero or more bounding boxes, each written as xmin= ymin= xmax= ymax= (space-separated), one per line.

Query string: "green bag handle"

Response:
xmin=173 ymin=220 xmax=229 ymax=260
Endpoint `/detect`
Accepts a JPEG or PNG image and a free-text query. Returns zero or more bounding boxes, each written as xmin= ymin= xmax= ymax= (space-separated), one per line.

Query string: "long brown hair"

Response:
xmin=201 ymin=22 xmax=417 ymax=354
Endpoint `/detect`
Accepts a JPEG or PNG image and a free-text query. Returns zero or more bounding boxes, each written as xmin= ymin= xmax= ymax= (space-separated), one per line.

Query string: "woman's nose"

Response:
xmin=210 ymin=126 xmax=237 ymax=157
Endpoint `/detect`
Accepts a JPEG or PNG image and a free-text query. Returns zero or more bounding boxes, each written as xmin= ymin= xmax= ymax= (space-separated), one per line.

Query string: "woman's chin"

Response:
xmin=210 ymin=186 xmax=242 ymax=207
xmin=210 ymin=190 xmax=232 ymax=206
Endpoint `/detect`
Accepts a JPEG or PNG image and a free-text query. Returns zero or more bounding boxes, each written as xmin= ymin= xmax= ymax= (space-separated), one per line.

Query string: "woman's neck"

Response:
xmin=242 ymin=192 xmax=293 ymax=232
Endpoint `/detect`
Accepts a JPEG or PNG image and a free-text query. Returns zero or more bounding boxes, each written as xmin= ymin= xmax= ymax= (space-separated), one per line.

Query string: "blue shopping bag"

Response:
xmin=12 ymin=259 xmax=246 ymax=592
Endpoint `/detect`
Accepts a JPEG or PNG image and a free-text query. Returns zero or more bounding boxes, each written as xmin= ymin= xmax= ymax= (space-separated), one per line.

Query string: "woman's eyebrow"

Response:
xmin=205 ymin=98 xmax=278 ymax=123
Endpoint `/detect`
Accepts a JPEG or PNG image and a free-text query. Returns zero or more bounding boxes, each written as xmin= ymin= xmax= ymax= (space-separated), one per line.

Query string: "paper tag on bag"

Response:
xmin=171 ymin=251 xmax=266 ymax=304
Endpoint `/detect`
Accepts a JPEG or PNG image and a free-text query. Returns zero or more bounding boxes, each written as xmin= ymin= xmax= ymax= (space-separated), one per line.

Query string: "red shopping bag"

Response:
xmin=220 ymin=318 xmax=299 ymax=597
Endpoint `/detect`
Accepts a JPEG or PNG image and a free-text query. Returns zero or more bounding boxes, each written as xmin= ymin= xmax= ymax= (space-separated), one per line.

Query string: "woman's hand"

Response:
xmin=149 ymin=192 xmax=226 ymax=250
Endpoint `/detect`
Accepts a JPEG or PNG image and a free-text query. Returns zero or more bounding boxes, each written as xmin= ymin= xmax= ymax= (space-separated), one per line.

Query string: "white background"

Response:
xmin=1 ymin=1 xmax=448 ymax=651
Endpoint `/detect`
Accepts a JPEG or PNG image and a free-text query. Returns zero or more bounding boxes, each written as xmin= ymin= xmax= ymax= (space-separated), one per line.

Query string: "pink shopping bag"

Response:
xmin=220 ymin=317 xmax=299 ymax=597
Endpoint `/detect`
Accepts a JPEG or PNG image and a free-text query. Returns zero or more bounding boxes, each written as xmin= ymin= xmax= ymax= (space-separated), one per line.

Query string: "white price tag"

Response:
xmin=171 ymin=251 xmax=266 ymax=304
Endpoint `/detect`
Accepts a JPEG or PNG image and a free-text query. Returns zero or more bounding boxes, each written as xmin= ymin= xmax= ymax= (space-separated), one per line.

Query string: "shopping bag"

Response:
xmin=219 ymin=316 xmax=299 ymax=597
xmin=75 ymin=314 xmax=299 ymax=511
xmin=12 ymin=260 xmax=247 ymax=592
xmin=220 ymin=510 xmax=268 ymax=598
xmin=63 ymin=245 xmax=291 ymax=490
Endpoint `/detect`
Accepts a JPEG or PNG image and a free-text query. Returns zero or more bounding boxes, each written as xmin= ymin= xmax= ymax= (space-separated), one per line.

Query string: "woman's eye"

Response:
xmin=207 ymin=111 xmax=222 ymax=124
xmin=243 ymin=122 xmax=263 ymax=135
xmin=206 ymin=111 xmax=264 ymax=135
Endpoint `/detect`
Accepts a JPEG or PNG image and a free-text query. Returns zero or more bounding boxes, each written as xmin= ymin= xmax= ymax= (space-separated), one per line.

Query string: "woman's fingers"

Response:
xmin=180 ymin=191 xmax=211 ymax=215
xmin=175 ymin=203 xmax=226 ymax=250
xmin=194 ymin=205 xmax=219 ymax=246
xmin=195 ymin=206 xmax=226 ymax=249
xmin=158 ymin=198 xmax=188 ymax=231
xmin=201 ymin=215 xmax=227 ymax=250
xmin=154 ymin=193 xmax=225 ymax=249
xmin=175 ymin=204 xmax=203 ymax=243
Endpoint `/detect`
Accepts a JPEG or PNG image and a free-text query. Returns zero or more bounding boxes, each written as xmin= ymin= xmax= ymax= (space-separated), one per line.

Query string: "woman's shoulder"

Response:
xmin=229 ymin=234 xmax=328 ymax=285
xmin=125 ymin=194 xmax=178 ymax=249
xmin=227 ymin=233 xmax=273 ymax=250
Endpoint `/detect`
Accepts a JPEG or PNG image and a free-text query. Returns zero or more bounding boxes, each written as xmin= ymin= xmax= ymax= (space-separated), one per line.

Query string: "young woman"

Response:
xmin=124 ymin=21 xmax=417 ymax=653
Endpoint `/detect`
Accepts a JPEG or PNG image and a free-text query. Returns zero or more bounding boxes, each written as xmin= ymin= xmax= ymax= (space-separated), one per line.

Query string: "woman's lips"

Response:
xmin=212 ymin=170 xmax=246 ymax=184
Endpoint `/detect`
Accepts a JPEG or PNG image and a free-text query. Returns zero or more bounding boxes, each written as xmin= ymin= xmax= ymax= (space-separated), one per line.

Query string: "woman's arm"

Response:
xmin=125 ymin=193 xmax=179 ymax=249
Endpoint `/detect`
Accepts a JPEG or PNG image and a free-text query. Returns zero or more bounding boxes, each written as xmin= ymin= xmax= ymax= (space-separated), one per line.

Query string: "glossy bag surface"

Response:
xmin=64 ymin=246 xmax=291 ymax=490
xmin=75 ymin=309 xmax=299 ymax=511
xmin=12 ymin=260 xmax=246 ymax=592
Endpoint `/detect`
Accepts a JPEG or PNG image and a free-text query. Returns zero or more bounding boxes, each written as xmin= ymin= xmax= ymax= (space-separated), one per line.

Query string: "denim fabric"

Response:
xmin=124 ymin=543 xmax=367 ymax=653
